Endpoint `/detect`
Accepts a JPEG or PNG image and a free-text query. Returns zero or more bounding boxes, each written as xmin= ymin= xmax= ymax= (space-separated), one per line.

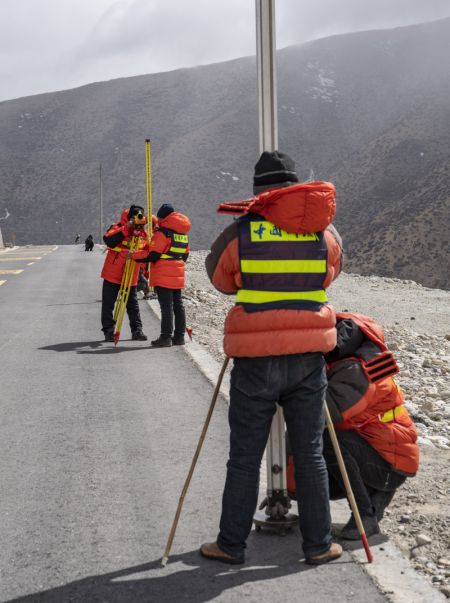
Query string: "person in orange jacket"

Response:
xmin=286 ymin=312 xmax=419 ymax=540
xmin=134 ymin=204 xmax=191 ymax=347
xmin=200 ymin=151 xmax=343 ymax=566
xmin=100 ymin=205 xmax=150 ymax=342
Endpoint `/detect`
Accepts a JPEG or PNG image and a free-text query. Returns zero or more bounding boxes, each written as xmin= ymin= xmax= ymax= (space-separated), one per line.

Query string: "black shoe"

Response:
xmin=104 ymin=331 xmax=114 ymax=342
xmin=151 ymin=336 xmax=172 ymax=347
xmin=339 ymin=514 xmax=380 ymax=540
xmin=172 ymin=336 xmax=185 ymax=346
xmin=132 ymin=331 xmax=148 ymax=341
xmin=370 ymin=490 xmax=396 ymax=521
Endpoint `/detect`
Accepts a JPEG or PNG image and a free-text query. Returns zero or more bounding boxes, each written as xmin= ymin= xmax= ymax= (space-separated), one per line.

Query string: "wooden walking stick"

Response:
xmin=323 ymin=402 xmax=373 ymax=563
xmin=161 ymin=356 xmax=230 ymax=567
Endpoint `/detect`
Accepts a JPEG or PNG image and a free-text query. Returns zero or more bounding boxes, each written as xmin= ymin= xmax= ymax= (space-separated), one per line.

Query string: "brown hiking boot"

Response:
xmin=305 ymin=542 xmax=343 ymax=565
xmin=200 ymin=542 xmax=245 ymax=565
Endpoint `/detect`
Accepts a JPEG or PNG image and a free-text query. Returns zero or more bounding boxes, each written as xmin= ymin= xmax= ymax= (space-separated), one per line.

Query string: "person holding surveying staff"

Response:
xmin=201 ymin=151 xmax=344 ymax=565
xmin=100 ymin=205 xmax=150 ymax=342
xmin=134 ymin=203 xmax=191 ymax=347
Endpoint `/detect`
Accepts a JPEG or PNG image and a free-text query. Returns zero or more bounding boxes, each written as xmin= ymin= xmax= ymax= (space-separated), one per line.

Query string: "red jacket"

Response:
xmin=205 ymin=182 xmax=343 ymax=357
xmin=134 ymin=212 xmax=191 ymax=289
xmin=101 ymin=209 xmax=150 ymax=286
xmin=287 ymin=313 xmax=419 ymax=493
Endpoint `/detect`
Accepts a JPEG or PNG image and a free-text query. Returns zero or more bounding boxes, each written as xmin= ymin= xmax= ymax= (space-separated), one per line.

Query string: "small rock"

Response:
xmin=416 ymin=534 xmax=432 ymax=546
xmin=400 ymin=514 xmax=411 ymax=523
xmin=441 ymin=587 xmax=450 ymax=598
xmin=439 ymin=559 xmax=450 ymax=568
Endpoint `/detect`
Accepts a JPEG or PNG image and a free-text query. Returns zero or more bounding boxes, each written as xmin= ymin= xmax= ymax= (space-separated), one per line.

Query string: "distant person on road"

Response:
xmin=75 ymin=233 xmax=81 ymax=244
xmin=287 ymin=312 xmax=419 ymax=539
xmin=201 ymin=151 xmax=344 ymax=565
xmin=85 ymin=234 xmax=94 ymax=251
xmin=100 ymin=206 xmax=150 ymax=342
xmin=134 ymin=204 xmax=191 ymax=347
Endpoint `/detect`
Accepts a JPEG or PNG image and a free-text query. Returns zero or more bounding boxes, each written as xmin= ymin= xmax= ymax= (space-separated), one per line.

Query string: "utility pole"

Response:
xmin=99 ymin=163 xmax=104 ymax=243
xmin=253 ymin=0 xmax=297 ymax=533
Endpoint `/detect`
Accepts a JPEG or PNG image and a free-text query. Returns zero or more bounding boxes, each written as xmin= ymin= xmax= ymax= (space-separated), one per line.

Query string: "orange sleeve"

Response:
xmin=205 ymin=222 xmax=241 ymax=294
xmin=323 ymin=226 xmax=343 ymax=288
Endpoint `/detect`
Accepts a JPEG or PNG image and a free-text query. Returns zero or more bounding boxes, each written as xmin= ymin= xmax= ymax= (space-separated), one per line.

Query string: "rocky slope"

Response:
xmin=181 ymin=250 xmax=450 ymax=597
xmin=1 ymin=18 xmax=450 ymax=288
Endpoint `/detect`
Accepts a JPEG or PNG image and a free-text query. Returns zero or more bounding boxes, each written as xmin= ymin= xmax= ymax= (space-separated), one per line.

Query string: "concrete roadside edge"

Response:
xmin=145 ymin=297 xmax=446 ymax=603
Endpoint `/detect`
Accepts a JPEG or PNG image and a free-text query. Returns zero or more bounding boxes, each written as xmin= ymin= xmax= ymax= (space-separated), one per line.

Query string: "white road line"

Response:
xmin=0 ymin=280 xmax=6 ymax=286
xmin=0 ymin=269 xmax=23 ymax=275
xmin=27 ymin=262 xmax=35 ymax=266
xmin=0 ymin=257 xmax=42 ymax=261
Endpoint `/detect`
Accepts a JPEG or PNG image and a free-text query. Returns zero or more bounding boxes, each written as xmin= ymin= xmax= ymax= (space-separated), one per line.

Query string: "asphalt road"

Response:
xmin=0 ymin=245 xmax=388 ymax=603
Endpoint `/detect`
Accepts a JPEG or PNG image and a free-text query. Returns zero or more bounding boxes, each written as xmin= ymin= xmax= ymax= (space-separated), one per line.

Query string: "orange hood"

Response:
xmin=247 ymin=181 xmax=336 ymax=233
xmin=120 ymin=208 xmax=131 ymax=225
xmin=159 ymin=212 xmax=191 ymax=234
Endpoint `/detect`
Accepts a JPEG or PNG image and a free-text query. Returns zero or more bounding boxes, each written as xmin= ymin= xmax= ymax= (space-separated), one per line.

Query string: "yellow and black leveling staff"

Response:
xmin=145 ymin=139 xmax=153 ymax=239
xmin=144 ymin=139 xmax=154 ymax=295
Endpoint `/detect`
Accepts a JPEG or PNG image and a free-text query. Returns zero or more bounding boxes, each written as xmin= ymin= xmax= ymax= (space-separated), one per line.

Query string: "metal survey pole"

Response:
xmin=256 ymin=0 xmax=278 ymax=152
xmin=99 ymin=163 xmax=104 ymax=243
xmin=253 ymin=0 xmax=296 ymax=531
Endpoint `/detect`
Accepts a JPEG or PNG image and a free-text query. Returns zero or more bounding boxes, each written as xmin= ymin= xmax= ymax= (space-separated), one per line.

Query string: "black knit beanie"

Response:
xmin=157 ymin=203 xmax=175 ymax=219
xmin=128 ymin=205 xmax=145 ymax=219
xmin=253 ymin=151 xmax=298 ymax=195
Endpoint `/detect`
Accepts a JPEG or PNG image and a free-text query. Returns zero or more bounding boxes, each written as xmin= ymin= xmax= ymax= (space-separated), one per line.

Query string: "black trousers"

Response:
xmin=154 ymin=286 xmax=185 ymax=338
xmin=101 ymin=280 xmax=142 ymax=334
xmin=323 ymin=429 xmax=406 ymax=516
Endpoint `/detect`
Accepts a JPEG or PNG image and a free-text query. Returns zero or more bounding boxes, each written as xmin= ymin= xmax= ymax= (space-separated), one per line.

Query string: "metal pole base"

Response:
xmin=253 ymin=510 xmax=298 ymax=536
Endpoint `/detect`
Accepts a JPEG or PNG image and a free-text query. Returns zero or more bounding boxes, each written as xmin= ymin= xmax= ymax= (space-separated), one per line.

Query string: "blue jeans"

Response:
xmin=217 ymin=353 xmax=331 ymax=558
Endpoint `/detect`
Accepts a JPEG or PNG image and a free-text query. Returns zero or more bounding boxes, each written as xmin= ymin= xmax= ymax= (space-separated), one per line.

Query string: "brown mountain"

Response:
xmin=0 ymin=17 xmax=449 ymax=288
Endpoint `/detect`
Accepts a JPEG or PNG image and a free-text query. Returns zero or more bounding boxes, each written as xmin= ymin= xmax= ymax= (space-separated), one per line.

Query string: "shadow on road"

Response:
xmin=39 ymin=341 xmax=158 ymax=354
xmin=47 ymin=300 xmax=102 ymax=306
xmin=5 ymin=537 xmax=334 ymax=603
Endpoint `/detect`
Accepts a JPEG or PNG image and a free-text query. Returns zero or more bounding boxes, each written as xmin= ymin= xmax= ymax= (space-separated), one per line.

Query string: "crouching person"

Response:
xmin=287 ymin=312 xmax=419 ymax=539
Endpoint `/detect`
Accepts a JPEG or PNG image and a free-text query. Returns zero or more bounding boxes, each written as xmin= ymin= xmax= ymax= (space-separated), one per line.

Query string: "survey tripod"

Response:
xmin=112 ymin=236 xmax=140 ymax=345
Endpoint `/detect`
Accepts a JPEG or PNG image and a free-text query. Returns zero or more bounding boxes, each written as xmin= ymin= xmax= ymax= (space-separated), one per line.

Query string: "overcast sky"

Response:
xmin=1 ymin=0 xmax=450 ymax=102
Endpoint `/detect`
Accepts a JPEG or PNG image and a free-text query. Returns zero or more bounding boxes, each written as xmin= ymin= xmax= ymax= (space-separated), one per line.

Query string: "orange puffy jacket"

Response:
xmin=134 ymin=212 xmax=191 ymax=289
xmin=326 ymin=312 xmax=419 ymax=475
xmin=101 ymin=209 xmax=150 ymax=286
xmin=205 ymin=182 xmax=343 ymax=357
xmin=287 ymin=313 xmax=419 ymax=493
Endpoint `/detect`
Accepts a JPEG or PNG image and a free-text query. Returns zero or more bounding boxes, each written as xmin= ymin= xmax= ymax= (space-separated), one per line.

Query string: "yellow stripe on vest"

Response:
xmin=380 ymin=405 xmax=405 ymax=423
xmin=241 ymin=259 xmax=327 ymax=274
xmin=250 ymin=222 xmax=320 ymax=243
xmin=236 ymin=289 xmax=328 ymax=304
xmin=170 ymin=246 xmax=188 ymax=254
xmin=173 ymin=234 xmax=189 ymax=243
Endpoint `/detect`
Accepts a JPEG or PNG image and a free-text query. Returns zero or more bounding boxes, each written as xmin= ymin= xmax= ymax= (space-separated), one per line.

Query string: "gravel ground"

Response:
xmin=182 ymin=250 xmax=450 ymax=598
